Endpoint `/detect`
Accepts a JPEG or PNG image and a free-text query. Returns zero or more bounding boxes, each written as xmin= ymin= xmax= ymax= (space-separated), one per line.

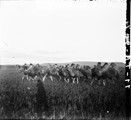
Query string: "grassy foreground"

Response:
xmin=0 ymin=65 xmax=127 ymax=119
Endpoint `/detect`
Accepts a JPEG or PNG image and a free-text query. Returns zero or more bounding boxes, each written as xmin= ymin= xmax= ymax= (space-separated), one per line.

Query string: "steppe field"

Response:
xmin=0 ymin=63 xmax=128 ymax=119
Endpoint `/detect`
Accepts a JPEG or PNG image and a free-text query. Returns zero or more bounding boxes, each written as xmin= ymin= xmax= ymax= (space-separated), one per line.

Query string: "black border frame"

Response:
xmin=125 ymin=0 xmax=130 ymax=120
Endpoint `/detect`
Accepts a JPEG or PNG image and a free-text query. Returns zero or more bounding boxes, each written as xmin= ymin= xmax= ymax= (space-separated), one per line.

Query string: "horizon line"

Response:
xmin=0 ymin=60 xmax=125 ymax=65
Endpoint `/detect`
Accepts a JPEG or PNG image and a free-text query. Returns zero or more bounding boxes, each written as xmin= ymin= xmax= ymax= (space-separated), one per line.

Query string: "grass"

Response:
xmin=0 ymin=65 xmax=127 ymax=119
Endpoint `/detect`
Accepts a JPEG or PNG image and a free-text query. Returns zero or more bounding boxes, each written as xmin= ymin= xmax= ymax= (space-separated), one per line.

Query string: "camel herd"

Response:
xmin=16 ymin=62 xmax=120 ymax=86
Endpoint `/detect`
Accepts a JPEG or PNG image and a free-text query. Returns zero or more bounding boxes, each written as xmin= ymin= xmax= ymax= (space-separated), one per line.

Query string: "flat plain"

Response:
xmin=0 ymin=63 xmax=127 ymax=119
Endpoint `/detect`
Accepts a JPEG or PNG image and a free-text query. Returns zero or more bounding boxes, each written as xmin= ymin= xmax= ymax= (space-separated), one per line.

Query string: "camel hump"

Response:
xmin=108 ymin=67 xmax=118 ymax=77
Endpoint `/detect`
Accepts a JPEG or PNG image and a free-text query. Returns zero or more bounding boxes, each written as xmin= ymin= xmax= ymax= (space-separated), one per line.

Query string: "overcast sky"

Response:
xmin=0 ymin=0 xmax=126 ymax=65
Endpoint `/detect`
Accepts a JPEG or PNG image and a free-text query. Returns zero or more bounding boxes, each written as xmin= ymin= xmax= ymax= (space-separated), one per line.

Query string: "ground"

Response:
xmin=0 ymin=65 xmax=127 ymax=119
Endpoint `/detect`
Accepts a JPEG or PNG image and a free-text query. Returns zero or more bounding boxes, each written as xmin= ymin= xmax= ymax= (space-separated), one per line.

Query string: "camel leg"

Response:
xmin=69 ymin=78 xmax=71 ymax=83
xmin=32 ymin=77 xmax=34 ymax=81
xmin=29 ymin=76 xmax=32 ymax=81
xmin=76 ymin=78 xmax=79 ymax=84
xmin=26 ymin=75 xmax=29 ymax=80
xmin=25 ymin=75 xmax=29 ymax=81
xmin=102 ymin=79 xmax=104 ymax=86
xmin=50 ymin=76 xmax=53 ymax=81
xmin=34 ymin=75 xmax=38 ymax=82
xmin=103 ymin=80 xmax=106 ymax=86
xmin=34 ymin=75 xmax=37 ymax=80
xmin=27 ymin=75 xmax=30 ymax=81
xmin=72 ymin=78 xmax=74 ymax=83
xmin=43 ymin=74 xmax=47 ymax=82
xmin=22 ymin=75 xmax=25 ymax=81
xmin=64 ymin=78 xmax=68 ymax=83
xmin=64 ymin=77 xmax=68 ymax=83
xmin=59 ymin=76 xmax=61 ymax=82
xmin=66 ymin=78 xmax=70 ymax=83
xmin=91 ymin=78 xmax=95 ymax=85
xmin=28 ymin=76 xmax=31 ymax=81
xmin=73 ymin=78 xmax=75 ymax=84
xmin=29 ymin=76 xmax=33 ymax=81
xmin=30 ymin=77 xmax=34 ymax=81
xmin=67 ymin=78 xmax=70 ymax=83
xmin=57 ymin=74 xmax=61 ymax=82
xmin=57 ymin=73 xmax=61 ymax=82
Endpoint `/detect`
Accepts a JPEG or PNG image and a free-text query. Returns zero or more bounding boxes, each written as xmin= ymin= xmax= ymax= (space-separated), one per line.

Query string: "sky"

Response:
xmin=0 ymin=0 xmax=126 ymax=65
